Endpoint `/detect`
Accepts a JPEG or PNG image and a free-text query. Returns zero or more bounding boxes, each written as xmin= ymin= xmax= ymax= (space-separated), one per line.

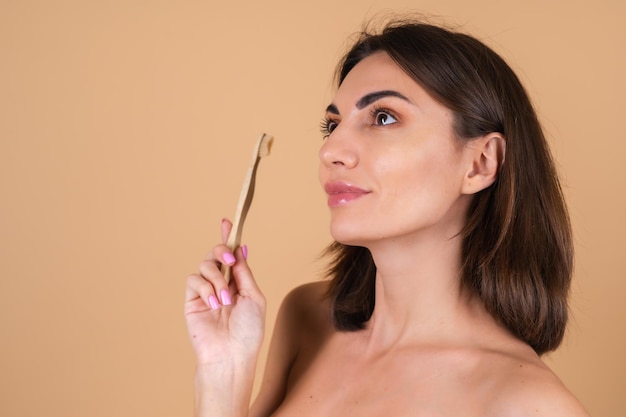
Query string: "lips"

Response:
xmin=324 ymin=181 xmax=370 ymax=207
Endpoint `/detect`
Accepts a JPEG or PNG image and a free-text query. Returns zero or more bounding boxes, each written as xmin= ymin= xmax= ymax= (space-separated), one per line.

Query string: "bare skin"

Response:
xmin=185 ymin=53 xmax=590 ymax=417
xmin=251 ymin=282 xmax=588 ymax=417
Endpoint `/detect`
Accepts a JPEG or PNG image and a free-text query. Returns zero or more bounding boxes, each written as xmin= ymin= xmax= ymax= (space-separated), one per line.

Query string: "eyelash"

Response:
xmin=319 ymin=118 xmax=337 ymax=139
xmin=369 ymin=106 xmax=398 ymax=127
xmin=320 ymin=106 xmax=399 ymax=139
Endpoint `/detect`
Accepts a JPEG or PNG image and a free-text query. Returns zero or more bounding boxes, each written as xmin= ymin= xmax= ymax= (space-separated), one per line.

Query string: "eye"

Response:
xmin=320 ymin=118 xmax=338 ymax=138
xmin=372 ymin=110 xmax=397 ymax=126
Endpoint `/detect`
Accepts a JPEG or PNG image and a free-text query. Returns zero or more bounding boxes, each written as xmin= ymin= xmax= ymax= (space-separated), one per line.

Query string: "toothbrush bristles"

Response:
xmin=258 ymin=133 xmax=274 ymax=158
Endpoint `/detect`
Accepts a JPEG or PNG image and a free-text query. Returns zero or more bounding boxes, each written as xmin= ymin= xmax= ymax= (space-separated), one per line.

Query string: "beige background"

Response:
xmin=1 ymin=0 xmax=624 ymax=416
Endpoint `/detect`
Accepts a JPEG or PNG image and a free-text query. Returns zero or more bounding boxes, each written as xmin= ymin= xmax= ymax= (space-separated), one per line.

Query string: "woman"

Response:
xmin=184 ymin=20 xmax=590 ymax=416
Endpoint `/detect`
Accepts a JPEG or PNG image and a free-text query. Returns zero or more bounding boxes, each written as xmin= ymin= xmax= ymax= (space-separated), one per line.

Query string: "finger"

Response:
xmin=185 ymin=273 xmax=220 ymax=310
xmin=199 ymin=244 xmax=237 ymax=305
xmin=230 ymin=245 xmax=264 ymax=302
xmin=221 ymin=218 xmax=232 ymax=245
xmin=204 ymin=243 xmax=236 ymax=264
xmin=198 ymin=260 xmax=232 ymax=306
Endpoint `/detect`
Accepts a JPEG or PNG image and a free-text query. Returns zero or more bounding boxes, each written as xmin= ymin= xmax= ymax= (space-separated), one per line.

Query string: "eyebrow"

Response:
xmin=325 ymin=90 xmax=412 ymax=115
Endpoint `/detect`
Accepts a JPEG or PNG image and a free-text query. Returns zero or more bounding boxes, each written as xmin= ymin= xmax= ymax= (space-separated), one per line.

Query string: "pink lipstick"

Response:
xmin=324 ymin=181 xmax=370 ymax=207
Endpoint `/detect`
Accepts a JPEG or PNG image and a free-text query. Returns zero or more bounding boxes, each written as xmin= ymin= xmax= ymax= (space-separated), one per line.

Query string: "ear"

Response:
xmin=461 ymin=132 xmax=506 ymax=195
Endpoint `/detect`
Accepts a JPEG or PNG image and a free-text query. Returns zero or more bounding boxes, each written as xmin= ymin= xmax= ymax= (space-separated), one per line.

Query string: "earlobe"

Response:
xmin=462 ymin=133 xmax=506 ymax=195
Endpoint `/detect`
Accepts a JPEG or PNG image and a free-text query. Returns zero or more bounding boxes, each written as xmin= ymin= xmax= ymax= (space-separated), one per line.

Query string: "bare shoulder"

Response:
xmin=279 ymin=281 xmax=334 ymax=346
xmin=484 ymin=351 xmax=590 ymax=417
xmin=282 ymin=281 xmax=331 ymax=321
xmin=249 ymin=281 xmax=332 ymax=417
xmin=281 ymin=280 xmax=329 ymax=308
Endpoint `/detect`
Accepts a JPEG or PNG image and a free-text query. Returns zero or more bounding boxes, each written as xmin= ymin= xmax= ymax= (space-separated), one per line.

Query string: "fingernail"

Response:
xmin=208 ymin=295 xmax=220 ymax=310
xmin=241 ymin=245 xmax=248 ymax=260
xmin=221 ymin=289 xmax=232 ymax=306
xmin=223 ymin=252 xmax=236 ymax=265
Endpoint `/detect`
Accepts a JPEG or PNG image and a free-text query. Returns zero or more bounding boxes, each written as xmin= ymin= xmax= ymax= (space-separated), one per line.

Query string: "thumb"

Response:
xmin=230 ymin=245 xmax=263 ymax=299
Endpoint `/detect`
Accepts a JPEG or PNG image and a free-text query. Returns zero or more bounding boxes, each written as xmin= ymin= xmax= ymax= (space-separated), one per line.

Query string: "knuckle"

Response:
xmin=186 ymin=273 xmax=200 ymax=284
xmin=198 ymin=259 xmax=218 ymax=275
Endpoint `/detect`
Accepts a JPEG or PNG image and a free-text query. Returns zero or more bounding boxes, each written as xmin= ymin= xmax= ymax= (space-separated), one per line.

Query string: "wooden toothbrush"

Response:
xmin=222 ymin=133 xmax=274 ymax=282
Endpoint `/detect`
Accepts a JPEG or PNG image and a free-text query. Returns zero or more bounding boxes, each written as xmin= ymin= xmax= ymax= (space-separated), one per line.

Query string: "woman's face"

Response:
xmin=319 ymin=52 xmax=476 ymax=247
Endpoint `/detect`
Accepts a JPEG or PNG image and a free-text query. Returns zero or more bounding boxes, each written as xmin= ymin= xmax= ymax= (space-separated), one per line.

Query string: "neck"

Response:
xmin=360 ymin=229 xmax=485 ymax=352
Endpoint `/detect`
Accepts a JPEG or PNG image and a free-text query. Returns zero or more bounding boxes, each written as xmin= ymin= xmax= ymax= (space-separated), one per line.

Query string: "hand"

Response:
xmin=184 ymin=219 xmax=266 ymax=366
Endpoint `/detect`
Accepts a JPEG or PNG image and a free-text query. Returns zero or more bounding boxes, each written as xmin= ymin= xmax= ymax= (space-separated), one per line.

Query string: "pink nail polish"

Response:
xmin=221 ymin=289 xmax=232 ymax=306
xmin=241 ymin=245 xmax=248 ymax=260
xmin=223 ymin=252 xmax=236 ymax=265
xmin=208 ymin=295 xmax=220 ymax=310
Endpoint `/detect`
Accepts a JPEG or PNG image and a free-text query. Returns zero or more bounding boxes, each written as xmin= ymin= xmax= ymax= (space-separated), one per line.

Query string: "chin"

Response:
xmin=329 ymin=222 xmax=375 ymax=247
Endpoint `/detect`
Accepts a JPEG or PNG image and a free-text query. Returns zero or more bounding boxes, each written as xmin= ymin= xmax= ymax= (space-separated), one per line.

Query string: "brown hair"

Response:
xmin=324 ymin=20 xmax=573 ymax=355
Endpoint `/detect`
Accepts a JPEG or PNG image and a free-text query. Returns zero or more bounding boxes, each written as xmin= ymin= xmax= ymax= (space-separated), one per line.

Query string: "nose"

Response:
xmin=319 ymin=126 xmax=359 ymax=169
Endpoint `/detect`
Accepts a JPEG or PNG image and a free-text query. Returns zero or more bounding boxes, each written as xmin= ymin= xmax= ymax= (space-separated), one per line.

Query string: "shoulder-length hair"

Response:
xmin=324 ymin=20 xmax=573 ymax=355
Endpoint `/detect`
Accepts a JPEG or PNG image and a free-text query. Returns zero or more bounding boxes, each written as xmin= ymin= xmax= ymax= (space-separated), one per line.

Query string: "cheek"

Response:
xmin=379 ymin=147 xmax=466 ymax=210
